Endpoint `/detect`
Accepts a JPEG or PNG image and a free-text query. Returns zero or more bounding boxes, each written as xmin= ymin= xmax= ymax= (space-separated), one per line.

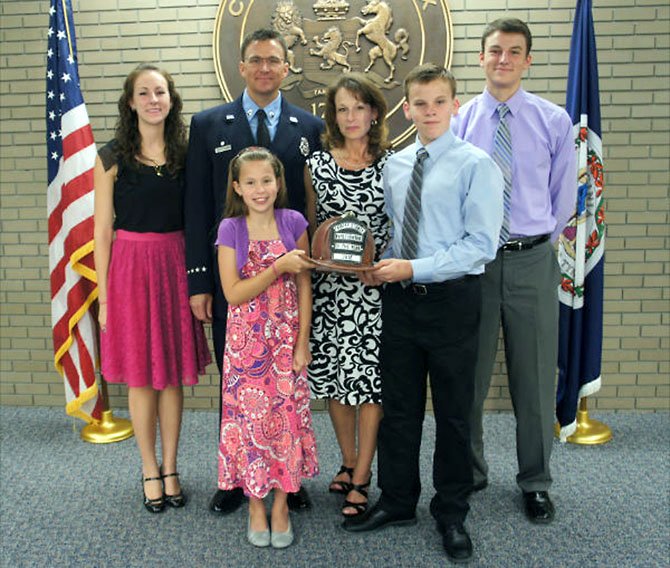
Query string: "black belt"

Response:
xmin=409 ymin=274 xmax=479 ymax=296
xmin=501 ymin=234 xmax=550 ymax=252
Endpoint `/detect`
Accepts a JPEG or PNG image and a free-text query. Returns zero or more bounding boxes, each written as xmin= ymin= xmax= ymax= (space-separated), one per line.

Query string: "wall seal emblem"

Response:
xmin=214 ymin=0 xmax=453 ymax=147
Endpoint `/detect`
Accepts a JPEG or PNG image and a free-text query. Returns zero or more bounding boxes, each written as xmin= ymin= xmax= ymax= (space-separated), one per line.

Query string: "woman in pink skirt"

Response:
xmin=93 ymin=64 xmax=211 ymax=513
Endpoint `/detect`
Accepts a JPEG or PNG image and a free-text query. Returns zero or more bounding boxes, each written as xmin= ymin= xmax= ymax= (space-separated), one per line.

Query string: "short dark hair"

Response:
xmin=403 ymin=63 xmax=457 ymax=101
xmin=224 ymin=147 xmax=288 ymax=218
xmin=481 ymin=18 xmax=532 ymax=55
xmin=240 ymin=28 xmax=288 ymax=61
xmin=322 ymin=72 xmax=390 ymax=159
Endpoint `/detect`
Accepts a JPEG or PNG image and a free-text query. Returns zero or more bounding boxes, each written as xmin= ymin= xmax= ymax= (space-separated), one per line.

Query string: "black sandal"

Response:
xmin=161 ymin=470 xmax=187 ymax=508
xmin=341 ymin=477 xmax=371 ymax=518
xmin=328 ymin=465 xmax=354 ymax=495
xmin=142 ymin=475 xmax=165 ymax=513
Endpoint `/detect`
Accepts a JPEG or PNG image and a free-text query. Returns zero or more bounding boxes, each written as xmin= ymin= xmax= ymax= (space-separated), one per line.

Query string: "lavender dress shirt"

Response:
xmin=452 ymin=88 xmax=576 ymax=242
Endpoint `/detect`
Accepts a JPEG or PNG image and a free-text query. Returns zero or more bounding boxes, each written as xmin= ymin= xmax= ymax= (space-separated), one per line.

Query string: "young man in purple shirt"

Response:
xmin=452 ymin=18 xmax=576 ymax=524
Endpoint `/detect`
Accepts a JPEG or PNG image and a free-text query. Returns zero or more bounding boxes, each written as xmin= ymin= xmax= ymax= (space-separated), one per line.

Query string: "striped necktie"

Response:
xmin=256 ymin=108 xmax=271 ymax=148
xmin=492 ymin=103 xmax=512 ymax=246
xmin=400 ymin=147 xmax=429 ymax=262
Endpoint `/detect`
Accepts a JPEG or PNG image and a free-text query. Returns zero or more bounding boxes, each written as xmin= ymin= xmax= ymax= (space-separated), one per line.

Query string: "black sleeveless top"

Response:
xmin=98 ymin=140 xmax=184 ymax=233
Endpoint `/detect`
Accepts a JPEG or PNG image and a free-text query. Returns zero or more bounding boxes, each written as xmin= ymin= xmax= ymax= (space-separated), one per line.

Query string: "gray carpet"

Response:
xmin=1 ymin=406 xmax=668 ymax=567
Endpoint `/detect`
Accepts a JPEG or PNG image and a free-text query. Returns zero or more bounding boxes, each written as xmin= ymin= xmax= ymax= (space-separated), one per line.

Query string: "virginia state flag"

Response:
xmin=556 ymin=0 xmax=606 ymax=441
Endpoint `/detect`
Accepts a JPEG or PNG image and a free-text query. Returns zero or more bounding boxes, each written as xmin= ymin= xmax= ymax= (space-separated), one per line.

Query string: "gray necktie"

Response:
xmin=400 ymin=147 xmax=429 ymax=262
xmin=256 ymin=108 xmax=271 ymax=148
xmin=492 ymin=103 xmax=512 ymax=246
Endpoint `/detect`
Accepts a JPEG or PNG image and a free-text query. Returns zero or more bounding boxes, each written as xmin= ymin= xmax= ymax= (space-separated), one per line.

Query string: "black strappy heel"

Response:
xmin=341 ymin=476 xmax=372 ymax=518
xmin=328 ymin=465 xmax=354 ymax=495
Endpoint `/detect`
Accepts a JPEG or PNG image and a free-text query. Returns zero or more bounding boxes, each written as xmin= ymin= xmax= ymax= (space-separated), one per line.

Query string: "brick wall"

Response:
xmin=1 ymin=0 xmax=668 ymax=414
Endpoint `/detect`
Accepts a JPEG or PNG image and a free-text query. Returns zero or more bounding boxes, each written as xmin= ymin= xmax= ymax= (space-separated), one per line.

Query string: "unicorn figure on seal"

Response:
xmin=355 ymin=0 xmax=409 ymax=83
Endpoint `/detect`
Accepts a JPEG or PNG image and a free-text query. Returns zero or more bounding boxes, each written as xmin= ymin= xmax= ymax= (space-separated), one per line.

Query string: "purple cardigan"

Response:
xmin=215 ymin=208 xmax=309 ymax=273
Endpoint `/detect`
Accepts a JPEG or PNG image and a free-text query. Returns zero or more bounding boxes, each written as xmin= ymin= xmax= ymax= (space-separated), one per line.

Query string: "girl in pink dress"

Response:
xmin=215 ymin=147 xmax=319 ymax=549
xmin=94 ymin=64 xmax=211 ymax=514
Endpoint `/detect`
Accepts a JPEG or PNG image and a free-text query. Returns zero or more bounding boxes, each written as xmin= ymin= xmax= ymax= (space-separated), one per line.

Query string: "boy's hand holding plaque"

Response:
xmin=310 ymin=212 xmax=375 ymax=273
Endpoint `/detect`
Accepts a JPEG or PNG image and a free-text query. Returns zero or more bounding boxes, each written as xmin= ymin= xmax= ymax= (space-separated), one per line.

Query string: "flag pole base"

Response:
xmin=80 ymin=410 xmax=134 ymax=444
xmin=554 ymin=399 xmax=612 ymax=445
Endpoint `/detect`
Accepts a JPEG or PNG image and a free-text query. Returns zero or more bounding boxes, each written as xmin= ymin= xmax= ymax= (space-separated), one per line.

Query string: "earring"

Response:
xmin=371 ymin=119 xmax=378 ymax=126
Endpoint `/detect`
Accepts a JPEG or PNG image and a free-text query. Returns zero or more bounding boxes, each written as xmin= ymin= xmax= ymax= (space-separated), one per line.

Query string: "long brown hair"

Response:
xmin=322 ymin=72 xmax=390 ymax=159
xmin=223 ymin=147 xmax=288 ymax=218
xmin=114 ymin=63 xmax=186 ymax=175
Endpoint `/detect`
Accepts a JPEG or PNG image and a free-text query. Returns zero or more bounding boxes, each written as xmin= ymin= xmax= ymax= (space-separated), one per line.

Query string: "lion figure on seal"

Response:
xmin=310 ymin=27 xmax=353 ymax=72
xmin=271 ymin=0 xmax=308 ymax=73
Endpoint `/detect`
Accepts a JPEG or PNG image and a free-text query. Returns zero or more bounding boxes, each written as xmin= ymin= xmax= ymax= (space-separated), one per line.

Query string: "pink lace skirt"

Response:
xmin=101 ymin=230 xmax=211 ymax=389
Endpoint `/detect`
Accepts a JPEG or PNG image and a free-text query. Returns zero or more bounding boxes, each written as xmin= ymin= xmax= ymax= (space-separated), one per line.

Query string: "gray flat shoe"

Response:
xmin=270 ymin=518 xmax=294 ymax=549
xmin=247 ymin=516 xmax=270 ymax=547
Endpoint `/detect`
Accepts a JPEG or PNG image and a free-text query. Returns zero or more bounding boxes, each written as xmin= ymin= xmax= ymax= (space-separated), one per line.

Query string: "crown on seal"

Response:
xmin=313 ymin=0 xmax=350 ymax=21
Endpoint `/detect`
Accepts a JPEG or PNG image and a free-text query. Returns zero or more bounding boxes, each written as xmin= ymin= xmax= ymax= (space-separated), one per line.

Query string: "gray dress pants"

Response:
xmin=470 ymin=240 xmax=560 ymax=492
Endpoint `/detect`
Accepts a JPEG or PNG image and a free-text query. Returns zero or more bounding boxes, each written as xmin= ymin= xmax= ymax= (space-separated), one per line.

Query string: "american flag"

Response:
xmin=46 ymin=0 xmax=102 ymax=423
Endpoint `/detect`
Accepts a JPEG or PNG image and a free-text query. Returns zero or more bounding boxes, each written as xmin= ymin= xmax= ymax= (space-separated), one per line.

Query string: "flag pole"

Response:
xmin=80 ymin=376 xmax=134 ymax=443
xmin=80 ymin=309 xmax=134 ymax=444
xmin=554 ymin=398 xmax=612 ymax=445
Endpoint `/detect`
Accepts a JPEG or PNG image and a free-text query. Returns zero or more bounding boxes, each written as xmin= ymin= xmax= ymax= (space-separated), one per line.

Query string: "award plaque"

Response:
xmin=310 ymin=212 xmax=375 ymax=273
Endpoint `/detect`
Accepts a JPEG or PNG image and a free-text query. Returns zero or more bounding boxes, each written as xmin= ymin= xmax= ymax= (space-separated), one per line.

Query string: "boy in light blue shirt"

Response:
xmin=343 ymin=64 xmax=503 ymax=564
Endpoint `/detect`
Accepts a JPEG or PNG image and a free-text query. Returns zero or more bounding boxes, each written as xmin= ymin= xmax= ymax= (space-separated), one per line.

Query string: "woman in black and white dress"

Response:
xmin=304 ymin=73 xmax=391 ymax=518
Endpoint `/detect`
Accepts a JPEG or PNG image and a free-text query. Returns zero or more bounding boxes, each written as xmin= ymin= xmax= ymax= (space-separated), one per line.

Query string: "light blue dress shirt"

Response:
xmin=242 ymin=89 xmax=282 ymax=143
xmin=383 ymin=129 xmax=504 ymax=283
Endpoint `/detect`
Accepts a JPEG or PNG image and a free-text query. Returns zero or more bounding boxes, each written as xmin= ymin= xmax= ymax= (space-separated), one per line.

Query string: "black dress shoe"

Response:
xmin=209 ymin=488 xmax=245 ymax=514
xmin=161 ymin=469 xmax=186 ymax=508
xmin=442 ymin=522 xmax=473 ymax=563
xmin=471 ymin=479 xmax=488 ymax=493
xmin=523 ymin=491 xmax=555 ymax=524
xmin=142 ymin=475 xmax=165 ymax=514
xmin=287 ymin=486 xmax=312 ymax=511
xmin=342 ymin=502 xmax=416 ymax=533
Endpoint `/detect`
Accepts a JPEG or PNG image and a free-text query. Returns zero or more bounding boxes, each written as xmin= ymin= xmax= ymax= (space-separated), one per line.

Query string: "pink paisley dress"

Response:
xmin=217 ymin=238 xmax=319 ymax=498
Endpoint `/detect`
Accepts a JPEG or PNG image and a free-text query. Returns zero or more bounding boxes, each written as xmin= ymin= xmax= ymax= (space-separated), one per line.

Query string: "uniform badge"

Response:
xmin=215 ymin=140 xmax=232 ymax=154
xmin=299 ymin=136 xmax=310 ymax=157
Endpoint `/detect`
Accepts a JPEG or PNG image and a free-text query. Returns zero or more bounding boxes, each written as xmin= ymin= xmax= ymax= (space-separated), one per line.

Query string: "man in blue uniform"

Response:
xmin=184 ymin=28 xmax=323 ymax=515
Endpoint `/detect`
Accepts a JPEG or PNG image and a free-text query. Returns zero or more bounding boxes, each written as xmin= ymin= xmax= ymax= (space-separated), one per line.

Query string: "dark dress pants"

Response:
xmin=377 ymin=277 xmax=481 ymax=525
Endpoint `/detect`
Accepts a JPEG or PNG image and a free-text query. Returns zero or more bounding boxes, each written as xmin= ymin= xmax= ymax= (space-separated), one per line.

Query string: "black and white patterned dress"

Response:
xmin=306 ymin=150 xmax=391 ymax=405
